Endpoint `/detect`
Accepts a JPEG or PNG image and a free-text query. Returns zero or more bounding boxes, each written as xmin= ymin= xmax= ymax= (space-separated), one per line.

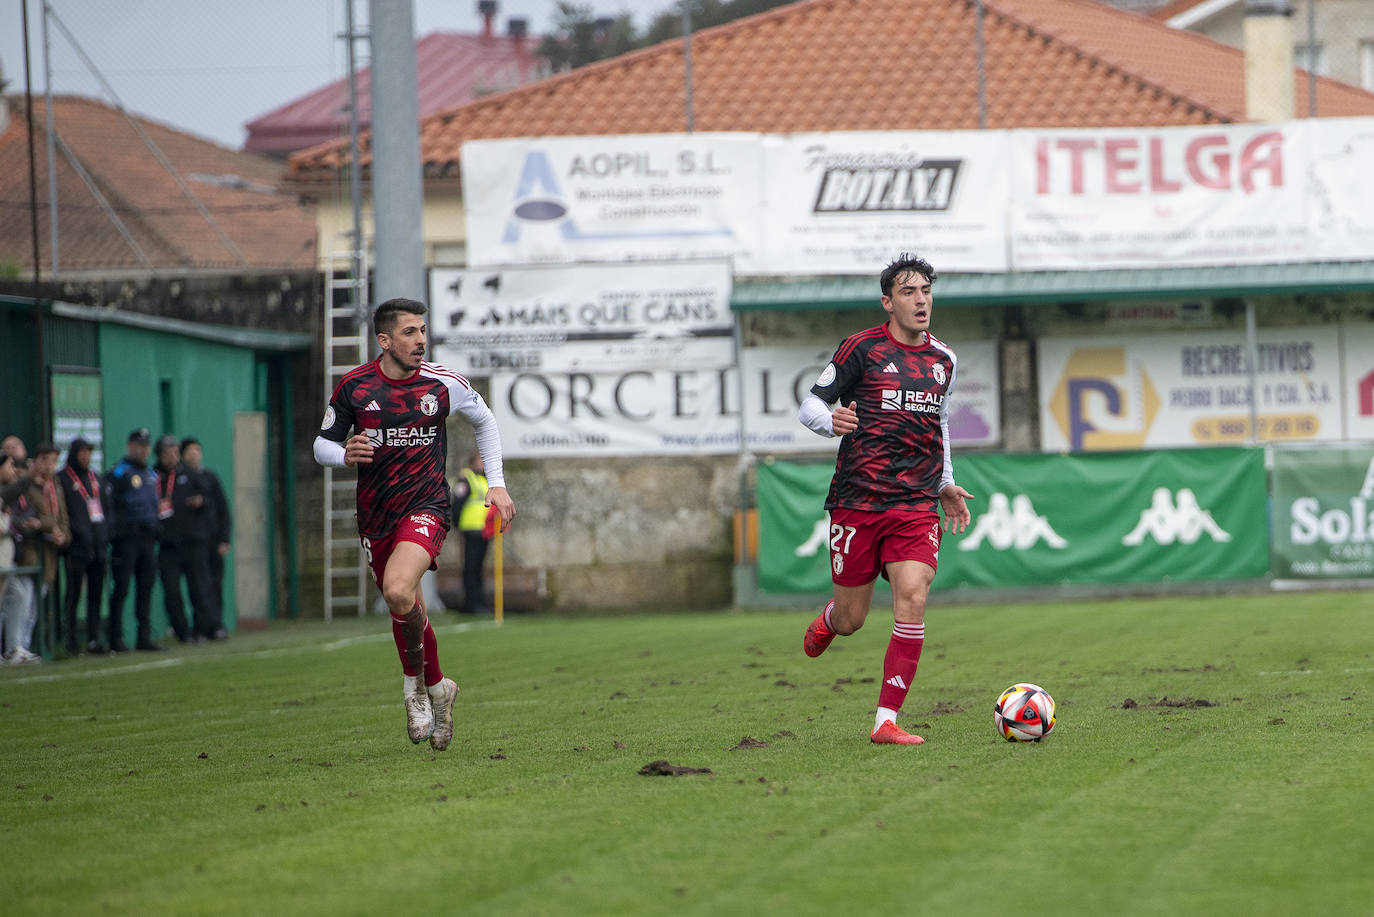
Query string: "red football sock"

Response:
xmin=390 ymin=609 xmax=424 ymax=677
xmin=877 ymin=622 xmax=925 ymax=712
xmin=422 ymin=620 xmax=443 ymax=687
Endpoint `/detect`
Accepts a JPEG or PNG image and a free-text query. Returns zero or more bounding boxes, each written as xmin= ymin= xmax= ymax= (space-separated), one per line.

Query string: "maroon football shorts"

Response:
xmin=827 ymin=507 xmax=942 ymax=587
xmin=361 ymin=511 xmax=448 ymax=590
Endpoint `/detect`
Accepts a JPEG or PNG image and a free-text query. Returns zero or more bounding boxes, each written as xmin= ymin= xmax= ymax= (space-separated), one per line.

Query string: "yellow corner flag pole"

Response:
xmin=493 ymin=527 xmax=504 ymax=624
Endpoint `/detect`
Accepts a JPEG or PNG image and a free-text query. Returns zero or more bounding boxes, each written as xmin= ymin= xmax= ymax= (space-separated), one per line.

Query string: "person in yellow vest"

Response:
xmin=450 ymin=451 xmax=494 ymax=616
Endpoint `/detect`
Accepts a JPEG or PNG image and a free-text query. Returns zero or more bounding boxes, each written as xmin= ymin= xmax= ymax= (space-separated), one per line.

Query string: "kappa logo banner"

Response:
xmin=754 ymin=448 xmax=1267 ymax=594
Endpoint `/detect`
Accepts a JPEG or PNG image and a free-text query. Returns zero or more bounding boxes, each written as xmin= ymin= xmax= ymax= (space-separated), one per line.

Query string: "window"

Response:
xmin=1295 ymin=42 xmax=1328 ymax=76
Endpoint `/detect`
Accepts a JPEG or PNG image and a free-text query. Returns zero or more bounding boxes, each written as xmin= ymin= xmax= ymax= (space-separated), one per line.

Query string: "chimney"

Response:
xmin=508 ymin=17 xmax=528 ymax=49
xmin=478 ymin=1 xmax=496 ymax=40
xmin=1244 ymin=0 xmax=1295 ymax=122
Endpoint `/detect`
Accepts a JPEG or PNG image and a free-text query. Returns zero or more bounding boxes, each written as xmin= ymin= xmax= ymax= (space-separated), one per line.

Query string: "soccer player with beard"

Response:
xmin=314 ymin=298 xmax=515 ymax=750
xmin=796 ymin=254 xmax=974 ymax=746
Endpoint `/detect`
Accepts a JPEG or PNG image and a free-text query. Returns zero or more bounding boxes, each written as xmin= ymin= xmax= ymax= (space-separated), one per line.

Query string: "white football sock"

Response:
xmin=403 ymin=674 xmax=421 ymax=696
xmin=874 ymin=706 xmax=898 ymax=732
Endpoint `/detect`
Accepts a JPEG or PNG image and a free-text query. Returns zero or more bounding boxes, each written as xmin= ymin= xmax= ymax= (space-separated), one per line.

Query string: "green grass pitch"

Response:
xmin=2 ymin=590 xmax=1371 ymax=916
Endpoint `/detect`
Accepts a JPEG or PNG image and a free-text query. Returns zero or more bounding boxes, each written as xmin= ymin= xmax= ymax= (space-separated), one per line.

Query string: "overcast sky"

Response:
xmin=1 ymin=0 xmax=645 ymax=149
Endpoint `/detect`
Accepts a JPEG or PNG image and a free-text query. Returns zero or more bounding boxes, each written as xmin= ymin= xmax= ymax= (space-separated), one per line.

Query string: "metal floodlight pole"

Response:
xmin=344 ymin=0 xmax=366 ymax=321
xmin=683 ymin=1 xmax=695 ymax=133
xmin=975 ymin=0 xmax=988 ymax=129
xmin=22 ymin=0 xmax=51 ymax=440
xmin=1306 ymin=0 xmax=1317 ymax=117
xmin=1245 ymin=299 xmax=1260 ymax=444
xmin=368 ymin=0 xmax=425 ymax=304
xmin=41 ymin=0 xmax=58 ymax=275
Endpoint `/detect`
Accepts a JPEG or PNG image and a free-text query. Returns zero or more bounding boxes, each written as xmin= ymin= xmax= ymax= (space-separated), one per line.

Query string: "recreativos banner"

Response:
xmin=1037 ymin=324 xmax=1363 ymax=452
xmin=1271 ymin=445 xmax=1374 ymax=579
xmin=756 ymin=448 xmax=1268 ymax=593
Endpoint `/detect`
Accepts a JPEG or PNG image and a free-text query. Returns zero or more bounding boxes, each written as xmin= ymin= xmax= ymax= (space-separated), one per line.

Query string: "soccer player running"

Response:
xmin=797 ymin=253 xmax=973 ymax=746
xmin=314 ymin=298 xmax=515 ymax=751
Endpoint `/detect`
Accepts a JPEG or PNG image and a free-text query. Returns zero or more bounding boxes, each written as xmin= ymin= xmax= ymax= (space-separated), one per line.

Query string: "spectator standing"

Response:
xmin=0 ymin=453 xmax=29 ymax=663
xmin=152 ymin=436 xmax=200 ymax=644
xmin=58 ymin=437 xmax=111 ymax=655
xmin=180 ymin=438 xmax=229 ymax=640
xmin=450 ymin=450 xmax=495 ymax=616
xmin=1 ymin=443 xmax=71 ymax=661
xmin=1 ymin=434 xmax=28 ymax=471
xmin=107 ymin=428 xmax=161 ymax=652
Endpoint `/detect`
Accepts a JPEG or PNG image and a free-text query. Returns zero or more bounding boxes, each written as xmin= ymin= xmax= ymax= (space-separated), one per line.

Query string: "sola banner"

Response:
xmin=429 ymin=261 xmax=733 ymax=375
xmin=760 ymin=132 xmax=1010 ymax=273
xmin=1011 ymin=121 xmax=1312 ymax=269
xmin=1037 ymin=325 xmax=1351 ymax=452
xmin=462 ymin=134 xmax=764 ymax=269
xmin=1271 ymin=445 xmax=1374 ymax=579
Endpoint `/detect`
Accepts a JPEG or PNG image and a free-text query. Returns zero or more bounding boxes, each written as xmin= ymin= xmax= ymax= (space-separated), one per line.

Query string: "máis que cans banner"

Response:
xmin=759 ymin=131 xmax=1010 ymax=273
xmin=429 ymin=261 xmax=734 ymax=375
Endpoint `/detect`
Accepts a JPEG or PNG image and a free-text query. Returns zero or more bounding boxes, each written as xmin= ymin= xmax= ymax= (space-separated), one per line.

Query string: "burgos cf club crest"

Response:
xmin=419 ymin=393 xmax=439 ymax=417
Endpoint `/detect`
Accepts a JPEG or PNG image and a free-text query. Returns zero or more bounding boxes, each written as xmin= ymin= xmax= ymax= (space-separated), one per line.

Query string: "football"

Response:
xmin=994 ymin=683 xmax=1056 ymax=742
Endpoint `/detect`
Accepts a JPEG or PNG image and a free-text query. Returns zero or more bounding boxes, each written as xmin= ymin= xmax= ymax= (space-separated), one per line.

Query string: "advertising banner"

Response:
xmin=462 ymin=134 xmax=765 ymax=270
xmin=1038 ymin=325 xmax=1347 ymax=452
xmin=1011 ymin=121 xmax=1312 ymax=270
xmin=1271 ymin=445 xmax=1374 ymax=579
xmin=760 ymin=131 xmax=1010 ymax=273
xmin=1305 ymin=118 xmax=1374 ymax=262
xmin=491 ymin=339 xmax=1002 ymax=458
xmin=756 ymin=448 xmax=1268 ymax=593
xmin=429 ymin=261 xmax=733 ymax=375
xmin=1343 ymin=322 xmax=1374 ymax=441
xmin=51 ymin=370 xmax=104 ymax=469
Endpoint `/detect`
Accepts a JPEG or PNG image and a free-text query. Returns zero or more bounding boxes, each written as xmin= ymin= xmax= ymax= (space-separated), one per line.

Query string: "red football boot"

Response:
xmin=870 ymin=721 xmax=925 ymax=745
xmin=803 ymin=602 xmax=836 ymax=657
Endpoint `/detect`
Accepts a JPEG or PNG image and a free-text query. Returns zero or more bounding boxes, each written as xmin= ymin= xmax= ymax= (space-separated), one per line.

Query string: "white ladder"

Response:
xmin=323 ymin=250 xmax=370 ymax=620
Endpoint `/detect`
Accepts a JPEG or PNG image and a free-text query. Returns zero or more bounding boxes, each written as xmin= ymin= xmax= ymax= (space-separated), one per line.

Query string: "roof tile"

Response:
xmin=2 ymin=96 xmax=316 ymax=275
xmin=287 ymin=0 xmax=1374 ymax=184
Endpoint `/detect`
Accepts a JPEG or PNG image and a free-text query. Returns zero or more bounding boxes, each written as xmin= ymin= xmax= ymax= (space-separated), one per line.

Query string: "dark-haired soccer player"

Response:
xmin=314 ymin=298 xmax=515 ymax=750
xmin=796 ymin=253 xmax=974 ymax=746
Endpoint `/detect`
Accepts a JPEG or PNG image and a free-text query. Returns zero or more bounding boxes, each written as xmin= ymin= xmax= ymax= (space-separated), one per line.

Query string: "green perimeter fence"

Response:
xmin=756 ymin=444 xmax=1374 ymax=594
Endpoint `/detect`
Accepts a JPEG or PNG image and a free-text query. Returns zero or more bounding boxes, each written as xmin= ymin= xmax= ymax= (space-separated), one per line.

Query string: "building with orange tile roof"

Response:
xmin=1 ymin=94 xmax=316 ymax=279
xmin=284 ymin=0 xmax=1374 ymax=269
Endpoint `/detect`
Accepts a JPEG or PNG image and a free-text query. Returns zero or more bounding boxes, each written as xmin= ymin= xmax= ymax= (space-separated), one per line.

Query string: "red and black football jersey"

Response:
xmin=319 ymin=358 xmax=483 ymax=540
xmin=811 ymin=323 xmax=957 ymax=513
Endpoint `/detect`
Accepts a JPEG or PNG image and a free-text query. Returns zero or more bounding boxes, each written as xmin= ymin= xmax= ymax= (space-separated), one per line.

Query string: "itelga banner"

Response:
xmin=756 ymin=448 xmax=1268 ymax=594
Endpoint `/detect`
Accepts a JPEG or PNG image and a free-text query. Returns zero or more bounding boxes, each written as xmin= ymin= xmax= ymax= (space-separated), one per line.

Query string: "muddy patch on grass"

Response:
xmin=639 ymin=760 xmax=713 ymax=777
xmin=730 ymin=736 xmax=769 ymax=750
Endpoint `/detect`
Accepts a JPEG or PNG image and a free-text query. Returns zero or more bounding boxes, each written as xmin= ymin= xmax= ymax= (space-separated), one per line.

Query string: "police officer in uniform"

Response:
xmin=107 ymin=429 xmax=161 ymax=651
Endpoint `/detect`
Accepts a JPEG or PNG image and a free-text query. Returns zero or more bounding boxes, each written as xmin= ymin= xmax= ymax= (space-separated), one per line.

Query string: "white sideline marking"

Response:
xmin=3 ymin=620 xmax=505 ymax=685
xmin=5 ymin=657 xmax=185 ymax=684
